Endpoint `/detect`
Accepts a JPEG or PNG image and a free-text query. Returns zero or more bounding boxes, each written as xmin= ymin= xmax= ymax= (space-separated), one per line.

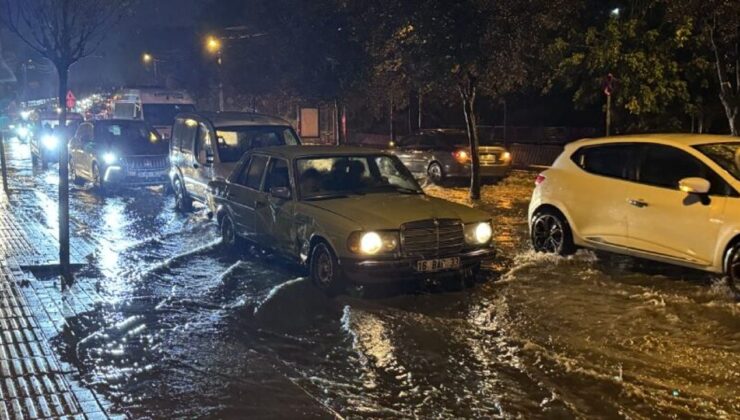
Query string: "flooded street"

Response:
xmin=4 ymin=138 xmax=739 ymax=418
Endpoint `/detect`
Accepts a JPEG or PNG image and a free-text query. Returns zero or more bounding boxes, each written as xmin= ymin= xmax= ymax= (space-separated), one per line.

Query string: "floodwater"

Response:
xmin=3 ymin=137 xmax=739 ymax=418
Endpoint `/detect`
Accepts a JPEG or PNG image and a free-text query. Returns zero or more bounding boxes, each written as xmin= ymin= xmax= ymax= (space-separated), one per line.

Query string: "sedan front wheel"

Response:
xmin=310 ymin=242 xmax=345 ymax=296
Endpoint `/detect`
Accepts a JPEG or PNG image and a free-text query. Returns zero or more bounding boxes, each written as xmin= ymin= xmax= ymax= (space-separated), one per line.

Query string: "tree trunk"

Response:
xmin=57 ymin=65 xmax=71 ymax=284
xmin=460 ymin=79 xmax=481 ymax=200
xmin=710 ymin=22 xmax=739 ymax=136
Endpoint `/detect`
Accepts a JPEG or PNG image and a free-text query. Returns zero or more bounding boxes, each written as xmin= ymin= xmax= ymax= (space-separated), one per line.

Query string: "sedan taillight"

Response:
xmin=452 ymin=149 xmax=470 ymax=164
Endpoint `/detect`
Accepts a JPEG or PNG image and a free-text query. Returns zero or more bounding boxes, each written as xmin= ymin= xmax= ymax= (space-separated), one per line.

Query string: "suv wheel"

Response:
xmin=427 ymin=162 xmax=445 ymax=185
xmin=174 ymin=178 xmax=192 ymax=212
xmin=531 ymin=209 xmax=575 ymax=255
xmin=310 ymin=242 xmax=345 ymax=295
xmin=723 ymin=243 xmax=740 ymax=293
xmin=221 ymin=214 xmax=239 ymax=249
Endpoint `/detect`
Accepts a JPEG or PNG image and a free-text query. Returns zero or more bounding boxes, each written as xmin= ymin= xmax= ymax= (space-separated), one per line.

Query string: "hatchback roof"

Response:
xmin=570 ymin=133 xmax=737 ymax=148
xmin=250 ymin=145 xmax=385 ymax=160
xmin=177 ymin=111 xmax=291 ymax=128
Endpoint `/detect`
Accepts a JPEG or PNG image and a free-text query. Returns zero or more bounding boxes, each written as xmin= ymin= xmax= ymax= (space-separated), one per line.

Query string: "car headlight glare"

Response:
xmin=348 ymin=231 xmax=399 ymax=255
xmin=102 ymin=152 xmax=117 ymax=165
xmin=42 ymin=135 xmax=58 ymax=150
xmin=465 ymin=221 xmax=493 ymax=245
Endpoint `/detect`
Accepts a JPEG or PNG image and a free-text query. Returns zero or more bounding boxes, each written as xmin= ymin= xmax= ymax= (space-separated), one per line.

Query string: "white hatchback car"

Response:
xmin=529 ymin=134 xmax=740 ymax=287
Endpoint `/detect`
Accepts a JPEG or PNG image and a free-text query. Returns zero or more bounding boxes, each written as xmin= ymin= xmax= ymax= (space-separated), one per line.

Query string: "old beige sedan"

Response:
xmin=208 ymin=146 xmax=496 ymax=294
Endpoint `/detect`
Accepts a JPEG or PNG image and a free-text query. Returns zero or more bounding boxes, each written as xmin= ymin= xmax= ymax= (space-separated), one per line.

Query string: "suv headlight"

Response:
xmin=464 ymin=221 xmax=492 ymax=245
xmin=102 ymin=152 xmax=117 ymax=165
xmin=42 ymin=135 xmax=58 ymax=150
xmin=348 ymin=231 xmax=399 ymax=255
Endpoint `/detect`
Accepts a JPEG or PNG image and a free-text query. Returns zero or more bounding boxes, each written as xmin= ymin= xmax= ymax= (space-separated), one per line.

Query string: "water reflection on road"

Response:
xmin=5 ymin=138 xmax=739 ymax=418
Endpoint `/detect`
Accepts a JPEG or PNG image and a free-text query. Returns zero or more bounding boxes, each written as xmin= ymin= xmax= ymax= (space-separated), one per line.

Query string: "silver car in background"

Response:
xmin=390 ymin=129 xmax=512 ymax=184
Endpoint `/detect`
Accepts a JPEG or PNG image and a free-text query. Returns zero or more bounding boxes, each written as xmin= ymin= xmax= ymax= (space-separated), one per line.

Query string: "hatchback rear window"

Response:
xmin=571 ymin=144 xmax=637 ymax=180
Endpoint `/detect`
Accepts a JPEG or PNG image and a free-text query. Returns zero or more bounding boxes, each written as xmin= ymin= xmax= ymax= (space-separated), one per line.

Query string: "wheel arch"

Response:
xmin=719 ymin=232 xmax=740 ymax=273
xmin=530 ymin=202 xmax=580 ymax=242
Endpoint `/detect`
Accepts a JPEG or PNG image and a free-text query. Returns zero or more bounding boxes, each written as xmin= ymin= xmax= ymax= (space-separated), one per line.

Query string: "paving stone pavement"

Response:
xmin=1 ymin=200 xmax=110 ymax=419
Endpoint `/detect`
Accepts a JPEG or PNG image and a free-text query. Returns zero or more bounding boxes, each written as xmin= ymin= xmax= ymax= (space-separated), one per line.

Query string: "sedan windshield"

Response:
xmin=216 ymin=125 xmax=300 ymax=163
xmin=296 ymin=155 xmax=422 ymax=200
xmin=94 ymin=121 xmax=168 ymax=155
xmin=695 ymin=142 xmax=740 ymax=180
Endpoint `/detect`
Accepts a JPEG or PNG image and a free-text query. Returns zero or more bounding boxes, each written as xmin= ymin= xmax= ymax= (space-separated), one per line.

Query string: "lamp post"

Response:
xmin=206 ymin=36 xmax=224 ymax=111
xmin=142 ymin=52 xmax=162 ymax=84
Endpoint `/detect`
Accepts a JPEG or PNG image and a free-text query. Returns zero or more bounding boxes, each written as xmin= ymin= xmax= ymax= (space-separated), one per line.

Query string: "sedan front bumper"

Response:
xmin=339 ymin=247 xmax=495 ymax=284
xmin=444 ymin=162 xmax=512 ymax=178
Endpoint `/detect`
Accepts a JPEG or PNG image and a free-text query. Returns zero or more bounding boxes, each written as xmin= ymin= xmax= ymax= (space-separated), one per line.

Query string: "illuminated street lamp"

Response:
xmin=610 ymin=7 xmax=620 ymax=17
xmin=141 ymin=52 xmax=161 ymax=84
xmin=205 ymin=35 xmax=224 ymax=111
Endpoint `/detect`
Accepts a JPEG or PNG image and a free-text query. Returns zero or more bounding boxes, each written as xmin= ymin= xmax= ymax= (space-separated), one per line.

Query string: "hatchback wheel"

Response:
xmin=69 ymin=160 xmax=82 ymax=185
xmin=724 ymin=243 xmax=740 ymax=293
xmin=92 ymin=164 xmax=107 ymax=195
xmin=310 ymin=242 xmax=345 ymax=295
xmin=531 ymin=209 xmax=575 ymax=255
xmin=427 ymin=162 xmax=445 ymax=185
xmin=174 ymin=178 xmax=192 ymax=212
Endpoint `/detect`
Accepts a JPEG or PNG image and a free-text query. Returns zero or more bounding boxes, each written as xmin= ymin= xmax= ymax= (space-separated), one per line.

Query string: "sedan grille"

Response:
xmin=401 ymin=219 xmax=464 ymax=258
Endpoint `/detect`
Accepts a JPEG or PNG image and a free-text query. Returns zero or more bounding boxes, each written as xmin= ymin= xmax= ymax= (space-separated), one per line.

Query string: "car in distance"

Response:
xmin=208 ymin=146 xmax=495 ymax=293
xmin=169 ymin=112 xmax=301 ymax=212
xmin=529 ymin=134 xmax=740 ymax=288
xmin=390 ymin=128 xmax=512 ymax=184
xmin=30 ymin=112 xmax=84 ymax=167
xmin=68 ymin=119 xmax=169 ymax=194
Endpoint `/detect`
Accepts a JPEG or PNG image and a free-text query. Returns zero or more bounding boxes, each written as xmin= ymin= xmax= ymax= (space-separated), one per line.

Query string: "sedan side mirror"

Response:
xmin=679 ymin=177 xmax=710 ymax=194
xmin=270 ymin=186 xmax=291 ymax=200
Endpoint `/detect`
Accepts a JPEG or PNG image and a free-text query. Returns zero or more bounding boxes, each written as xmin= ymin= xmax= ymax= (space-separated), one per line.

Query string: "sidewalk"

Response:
xmin=0 ymin=198 xmax=108 ymax=419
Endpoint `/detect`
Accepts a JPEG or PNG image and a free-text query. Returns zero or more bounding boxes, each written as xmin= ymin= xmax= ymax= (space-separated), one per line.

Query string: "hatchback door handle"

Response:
xmin=628 ymin=199 xmax=648 ymax=208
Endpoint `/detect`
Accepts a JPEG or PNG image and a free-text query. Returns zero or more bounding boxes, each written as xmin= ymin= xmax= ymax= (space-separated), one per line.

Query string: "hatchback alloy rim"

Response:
xmin=730 ymin=249 xmax=740 ymax=283
xmin=532 ymin=215 xmax=564 ymax=253
xmin=316 ymin=251 xmax=333 ymax=286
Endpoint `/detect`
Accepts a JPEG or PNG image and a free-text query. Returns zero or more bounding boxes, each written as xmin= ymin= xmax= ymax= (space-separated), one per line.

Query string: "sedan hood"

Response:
xmin=305 ymin=193 xmax=490 ymax=230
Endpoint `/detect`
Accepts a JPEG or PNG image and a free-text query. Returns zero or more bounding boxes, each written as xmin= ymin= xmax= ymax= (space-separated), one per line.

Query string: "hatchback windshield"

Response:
xmin=94 ymin=121 xmax=168 ymax=155
xmin=296 ymin=155 xmax=422 ymax=200
xmin=694 ymin=142 xmax=740 ymax=180
xmin=216 ymin=125 xmax=300 ymax=163
xmin=142 ymin=104 xmax=196 ymax=126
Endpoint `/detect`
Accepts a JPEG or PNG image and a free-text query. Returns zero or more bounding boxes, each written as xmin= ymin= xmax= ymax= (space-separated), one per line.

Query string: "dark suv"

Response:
xmin=68 ymin=119 xmax=169 ymax=194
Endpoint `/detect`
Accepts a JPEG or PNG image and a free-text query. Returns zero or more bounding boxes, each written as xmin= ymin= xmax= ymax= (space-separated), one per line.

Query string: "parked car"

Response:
xmin=208 ymin=146 xmax=496 ymax=294
xmin=390 ymin=129 xmax=512 ymax=184
xmin=68 ymin=119 xmax=169 ymax=193
xmin=169 ymin=112 xmax=301 ymax=212
xmin=529 ymin=134 xmax=740 ymax=287
xmin=30 ymin=112 xmax=83 ymax=167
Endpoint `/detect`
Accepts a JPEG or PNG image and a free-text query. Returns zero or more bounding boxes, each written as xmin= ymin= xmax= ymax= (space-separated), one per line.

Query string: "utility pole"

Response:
xmin=0 ymin=133 xmax=8 ymax=195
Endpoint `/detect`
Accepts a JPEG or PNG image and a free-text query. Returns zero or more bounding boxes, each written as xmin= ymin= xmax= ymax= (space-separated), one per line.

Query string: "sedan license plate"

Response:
xmin=416 ymin=257 xmax=460 ymax=273
xmin=481 ymin=154 xmax=497 ymax=162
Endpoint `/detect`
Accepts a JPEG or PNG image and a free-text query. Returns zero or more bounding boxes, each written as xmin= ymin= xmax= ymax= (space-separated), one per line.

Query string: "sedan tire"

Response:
xmin=310 ymin=242 xmax=345 ymax=296
xmin=427 ymin=162 xmax=445 ymax=185
xmin=531 ymin=209 xmax=575 ymax=256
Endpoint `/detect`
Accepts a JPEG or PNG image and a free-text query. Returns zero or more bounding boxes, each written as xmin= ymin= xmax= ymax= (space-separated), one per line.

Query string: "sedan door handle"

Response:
xmin=628 ymin=198 xmax=648 ymax=208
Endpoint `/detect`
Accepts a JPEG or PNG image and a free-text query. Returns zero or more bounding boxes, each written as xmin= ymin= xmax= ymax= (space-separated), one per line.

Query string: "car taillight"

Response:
xmin=453 ymin=149 xmax=470 ymax=164
xmin=535 ymin=174 xmax=546 ymax=186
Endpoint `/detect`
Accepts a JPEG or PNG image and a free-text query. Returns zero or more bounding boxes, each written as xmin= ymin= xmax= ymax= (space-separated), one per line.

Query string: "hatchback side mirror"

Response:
xmin=270 ymin=186 xmax=291 ymax=200
xmin=679 ymin=177 xmax=710 ymax=194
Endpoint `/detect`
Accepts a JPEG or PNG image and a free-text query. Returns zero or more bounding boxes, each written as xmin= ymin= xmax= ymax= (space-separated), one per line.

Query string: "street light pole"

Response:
xmin=218 ymin=50 xmax=224 ymax=111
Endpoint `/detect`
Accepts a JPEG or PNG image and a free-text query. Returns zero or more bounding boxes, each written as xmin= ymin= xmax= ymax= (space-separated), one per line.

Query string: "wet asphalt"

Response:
xmin=3 ymin=137 xmax=739 ymax=419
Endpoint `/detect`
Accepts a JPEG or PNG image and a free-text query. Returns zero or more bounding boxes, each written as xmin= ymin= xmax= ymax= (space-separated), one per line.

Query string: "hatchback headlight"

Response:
xmin=42 ymin=135 xmax=58 ymax=150
xmin=348 ymin=231 xmax=399 ymax=255
xmin=102 ymin=152 xmax=117 ymax=165
xmin=464 ymin=221 xmax=493 ymax=245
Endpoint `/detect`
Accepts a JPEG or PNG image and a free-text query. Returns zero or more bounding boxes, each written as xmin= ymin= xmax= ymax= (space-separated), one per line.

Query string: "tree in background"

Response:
xmin=0 ymin=0 xmax=131 ymax=281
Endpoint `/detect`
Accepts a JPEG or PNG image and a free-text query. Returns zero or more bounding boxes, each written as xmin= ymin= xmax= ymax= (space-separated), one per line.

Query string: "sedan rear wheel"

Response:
xmin=310 ymin=242 xmax=345 ymax=296
xmin=427 ymin=162 xmax=445 ymax=185
xmin=531 ymin=210 xmax=575 ymax=255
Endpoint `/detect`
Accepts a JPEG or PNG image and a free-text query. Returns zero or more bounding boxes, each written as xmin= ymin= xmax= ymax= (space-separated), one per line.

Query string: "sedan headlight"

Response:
xmin=464 ymin=221 xmax=493 ymax=245
xmin=42 ymin=135 xmax=58 ymax=150
xmin=102 ymin=152 xmax=117 ymax=165
xmin=348 ymin=231 xmax=399 ymax=255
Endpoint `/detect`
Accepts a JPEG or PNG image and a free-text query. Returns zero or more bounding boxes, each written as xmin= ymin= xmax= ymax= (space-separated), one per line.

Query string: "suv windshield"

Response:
xmin=142 ymin=104 xmax=196 ymax=126
xmin=694 ymin=142 xmax=740 ymax=181
xmin=296 ymin=155 xmax=422 ymax=200
xmin=94 ymin=121 xmax=168 ymax=155
xmin=216 ymin=125 xmax=300 ymax=163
